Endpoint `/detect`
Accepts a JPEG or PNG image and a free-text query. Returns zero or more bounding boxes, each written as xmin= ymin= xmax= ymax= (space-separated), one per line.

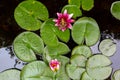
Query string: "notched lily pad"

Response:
xmin=99 ymin=39 xmax=117 ymax=56
xmin=44 ymin=42 xmax=70 ymax=56
xmin=13 ymin=31 xmax=44 ymax=62
xmin=72 ymin=45 xmax=92 ymax=58
xmin=62 ymin=5 xmax=82 ymax=18
xmin=66 ymin=64 xmax=85 ymax=80
xmin=111 ymin=1 xmax=120 ymax=20
xmin=40 ymin=19 xmax=70 ymax=47
xmin=21 ymin=61 xmax=53 ymax=80
xmin=112 ymin=69 xmax=120 ymax=80
xmin=66 ymin=54 xmax=86 ymax=80
xmin=71 ymin=54 xmax=87 ymax=67
xmin=0 ymin=69 xmax=20 ymax=80
xmin=68 ymin=0 xmax=81 ymax=8
xmin=81 ymin=0 xmax=94 ymax=11
xmin=72 ymin=17 xmax=100 ymax=46
xmin=14 ymin=0 xmax=49 ymax=31
xmin=86 ymin=55 xmax=112 ymax=79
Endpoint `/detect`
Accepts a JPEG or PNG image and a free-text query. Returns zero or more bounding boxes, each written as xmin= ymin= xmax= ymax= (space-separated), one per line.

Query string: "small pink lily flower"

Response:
xmin=53 ymin=10 xmax=74 ymax=31
xmin=49 ymin=59 xmax=60 ymax=72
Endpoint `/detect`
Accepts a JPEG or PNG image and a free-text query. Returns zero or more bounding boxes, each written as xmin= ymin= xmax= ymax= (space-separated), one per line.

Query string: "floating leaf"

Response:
xmin=112 ymin=69 xmax=120 ymax=80
xmin=62 ymin=5 xmax=82 ymax=18
xmin=86 ymin=55 xmax=112 ymax=79
xmin=68 ymin=0 xmax=81 ymax=8
xmin=86 ymin=55 xmax=111 ymax=68
xmin=71 ymin=54 xmax=87 ymax=67
xmin=0 ymin=69 xmax=20 ymax=80
xmin=111 ymin=1 xmax=120 ymax=20
xmin=14 ymin=0 xmax=49 ymax=31
xmin=66 ymin=54 xmax=86 ymax=79
xmin=45 ymin=42 xmax=70 ymax=56
xmin=87 ymin=66 xmax=112 ymax=80
xmin=81 ymin=0 xmax=94 ymax=11
xmin=21 ymin=61 xmax=53 ymax=80
xmin=13 ymin=31 xmax=44 ymax=62
xmin=56 ymin=56 xmax=70 ymax=80
xmin=81 ymin=72 xmax=93 ymax=80
xmin=72 ymin=17 xmax=100 ymax=46
xmin=72 ymin=45 xmax=92 ymax=58
xmin=99 ymin=39 xmax=117 ymax=57
xmin=66 ymin=64 xmax=85 ymax=80
xmin=41 ymin=19 xmax=70 ymax=46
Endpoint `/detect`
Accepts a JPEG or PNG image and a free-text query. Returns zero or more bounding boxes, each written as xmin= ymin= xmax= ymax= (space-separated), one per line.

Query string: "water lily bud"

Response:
xmin=49 ymin=59 xmax=60 ymax=72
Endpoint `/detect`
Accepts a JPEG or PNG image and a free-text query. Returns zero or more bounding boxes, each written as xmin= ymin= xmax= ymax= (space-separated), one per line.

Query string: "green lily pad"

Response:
xmin=51 ymin=56 xmax=70 ymax=80
xmin=81 ymin=0 xmax=94 ymax=11
xmin=13 ymin=31 xmax=44 ymax=62
xmin=72 ymin=45 xmax=92 ymax=58
xmin=72 ymin=17 xmax=100 ymax=46
xmin=66 ymin=54 xmax=87 ymax=80
xmin=71 ymin=54 xmax=87 ymax=67
xmin=112 ymin=69 xmax=120 ymax=80
xmin=21 ymin=61 xmax=53 ymax=80
xmin=0 ymin=69 xmax=20 ymax=80
xmin=14 ymin=0 xmax=49 ymax=31
xmin=86 ymin=55 xmax=112 ymax=79
xmin=81 ymin=72 xmax=93 ymax=80
xmin=99 ymin=39 xmax=117 ymax=57
xmin=62 ymin=5 xmax=82 ymax=18
xmin=44 ymin=42 xmax=70 ymax=56
xmin=111 ymin=1 xmax=120 ymax=20
xmin=86 ymin=55 xmax=111 ymax=68
xmin=40 ymin=19 xmax=70 ymax=47
xmin=87 ymin=66 xmax=112 ymax=80
xmin=68 ymin=0 xmax=81 ymax=8
xmin=66 ymin=64 xmax=85 ymax=80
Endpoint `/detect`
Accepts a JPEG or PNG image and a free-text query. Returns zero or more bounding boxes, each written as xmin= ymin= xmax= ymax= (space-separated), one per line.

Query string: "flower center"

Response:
xmin=51 ymin=63 xmax=57 ymax=68
xmin=60 ymin=18 xmax=66 ymax=27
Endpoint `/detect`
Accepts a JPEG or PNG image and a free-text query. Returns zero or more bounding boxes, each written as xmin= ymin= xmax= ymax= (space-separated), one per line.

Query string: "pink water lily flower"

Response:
xmin=53 ymin=10 xmax=74 ymax=31
xmin=49 ymin=59 xmax=60 ymax=72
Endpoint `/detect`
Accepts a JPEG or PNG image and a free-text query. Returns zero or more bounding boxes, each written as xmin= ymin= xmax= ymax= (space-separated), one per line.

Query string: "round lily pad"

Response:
xmin=86 ymin=55 xmax=111 ymax=68
xmin=41 ymin=19 xmax=70 ymax=47
xmin=72 ymin=45 xmax=92 ymax=58
xmin=72 ymin=17 xmax=100 ymax=46
xmin=111 ymin=1 xmax=120 ymax=20
xmin=13 ymin=31 xmax=44 ymax=62
xmin=44 ymin=42 xmax=70 ymax=56
xmin=81 ymin=72 xmax=93 ymax=80
xmin=62 ymin=5 xmax=82 ymax=18
xmin=21 ymin=61 xmax=53 ymax=80
xmin=68 ymin=0 xmax=81 ymax=8
xmin=99 ymin=39 xmax=117 ymax=56
xmin=86 ymin=55 xmax=112 ymax=79
xmin=112 ymin=69 xmax=120 ymax=80
xmin=81 ymin=0 xmax=94 ymax=11
xmin=66 ymin=54 xmax=86 ymax=80
xmin=0 ymin=69 xmax=20 ymax=80
xmin=71 ymin=54 xmax=87 ymax=67
xmin=66 ymin=64 xmax=85 ymax=80
xmin=87 ymin=66 xmax=112 ymax=80
xmin=14 ymin=0 xmax=49 ymax=31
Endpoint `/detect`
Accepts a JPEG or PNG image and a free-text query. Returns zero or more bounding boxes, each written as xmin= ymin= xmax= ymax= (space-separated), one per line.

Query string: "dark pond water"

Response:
xmin=0 ymin=0 xmax=120 ymax=80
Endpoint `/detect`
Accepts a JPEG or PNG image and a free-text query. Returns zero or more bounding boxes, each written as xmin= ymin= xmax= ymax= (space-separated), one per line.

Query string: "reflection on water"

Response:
xmin=0 ymin=46 xmax=26 ymax=72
